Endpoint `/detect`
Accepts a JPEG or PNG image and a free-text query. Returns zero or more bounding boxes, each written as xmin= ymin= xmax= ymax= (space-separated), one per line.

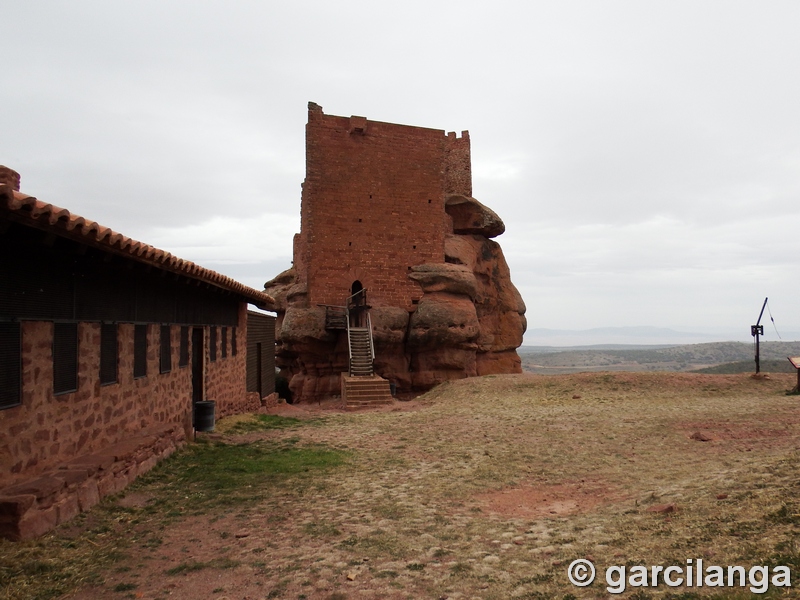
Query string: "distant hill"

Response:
xmin=524 ymin=325 xmax=799 ymax=347
xmin=526 ymin=326 xmax=728 ymax=346
xmin=693 ymin=359 xmax=795 ymax=374
xmin=519 ymin=341 xmax=800 ymax=375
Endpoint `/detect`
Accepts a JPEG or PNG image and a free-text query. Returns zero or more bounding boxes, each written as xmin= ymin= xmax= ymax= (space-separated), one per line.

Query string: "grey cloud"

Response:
xmin=4 ymin=1 xmax=800 ymax=343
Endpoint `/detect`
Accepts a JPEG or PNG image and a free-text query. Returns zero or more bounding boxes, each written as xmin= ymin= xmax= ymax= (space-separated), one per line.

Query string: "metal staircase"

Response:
xmin=321 ymin=289 xmax=393 ymax=409
xmin=347 ymin=320 xmax=374 ymax=376
xmin=321 ymin=290 xmax=376 ymax=377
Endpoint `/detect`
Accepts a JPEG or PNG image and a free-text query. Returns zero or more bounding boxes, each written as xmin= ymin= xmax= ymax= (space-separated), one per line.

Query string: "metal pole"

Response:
xmin=752 ymin=297 xmax=768 ymax=375
xmin=755 ymin=334 xmax=761 ymax=374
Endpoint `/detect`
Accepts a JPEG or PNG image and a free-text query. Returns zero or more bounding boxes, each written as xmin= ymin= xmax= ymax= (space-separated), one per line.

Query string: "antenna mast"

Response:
xmin=751 ymin=297 xmax=768 ymax=375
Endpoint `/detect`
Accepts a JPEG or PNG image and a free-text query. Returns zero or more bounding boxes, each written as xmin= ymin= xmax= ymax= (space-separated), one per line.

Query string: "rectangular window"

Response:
xmin=160 ymin=324 xmax=172 ymax=373
xmin=179 ymin=326 xmax=189 ymax=367
xmin=134 ymin=324 xmax=148 ymax=378
xmin=0 ymin=322 xmax=21 ymax=409
xmin=210 ymin=326 xmax=217 ymax=362
xmin=231 ymin=327 xmax=237 ymax=356
xmin=100 ymin=323 xmax=118 ymax=385
xmin=53 ymin=322 xmax=78 ymax=394
xmin=221 ymin=326 xmax=227 ymax=359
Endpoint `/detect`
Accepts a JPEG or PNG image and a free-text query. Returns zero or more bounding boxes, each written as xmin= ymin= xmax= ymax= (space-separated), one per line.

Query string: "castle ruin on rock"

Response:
xmin=265 ymin=103 xmax=526 ymax=404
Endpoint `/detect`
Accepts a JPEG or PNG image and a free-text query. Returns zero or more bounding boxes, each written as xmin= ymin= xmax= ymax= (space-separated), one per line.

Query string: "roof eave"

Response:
xmin=0 ymin=184 xmax=275 ymax=309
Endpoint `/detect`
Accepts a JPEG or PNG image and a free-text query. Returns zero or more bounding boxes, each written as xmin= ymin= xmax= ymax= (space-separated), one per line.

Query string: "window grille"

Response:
xmin=134 ymin=324 xmax=148 ymax=378
xmin=179 ymin=326 xmax=189 ymax=367
xmin=0 ymin=322 xmax=21 ymax=408
xmin=100 ymin=323 xmax=118 ymax=385
xmin=160 ymin=324 xmax=172 ymax=373
xmin=53 ymin=322 xmax=78 ymax=394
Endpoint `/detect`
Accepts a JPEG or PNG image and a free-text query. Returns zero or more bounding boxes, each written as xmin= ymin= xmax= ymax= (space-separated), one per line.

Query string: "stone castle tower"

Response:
xmin=265 ymin=103 xmax=526 ymax=403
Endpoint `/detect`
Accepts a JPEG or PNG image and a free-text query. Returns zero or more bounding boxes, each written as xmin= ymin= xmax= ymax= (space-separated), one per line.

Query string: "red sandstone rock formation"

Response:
xmin=264 ymin=105 xmax=526 ymax=402
xmin=265 ymin=198 xmax=525 ymax=401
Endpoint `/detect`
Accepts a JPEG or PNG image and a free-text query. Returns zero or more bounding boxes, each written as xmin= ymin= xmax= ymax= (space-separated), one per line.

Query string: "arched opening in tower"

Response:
xmin=349 ymin=280 xmax=366 ymax=327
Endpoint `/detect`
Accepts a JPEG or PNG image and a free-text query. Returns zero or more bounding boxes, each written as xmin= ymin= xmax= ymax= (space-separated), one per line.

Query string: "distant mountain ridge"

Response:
xmin=525 ymin=325 xmax=796 ymax=347
xmin=530 ymin=326 xmax=700 ymax=337
xmin=519 ymin=340 xmax=800 ymax=375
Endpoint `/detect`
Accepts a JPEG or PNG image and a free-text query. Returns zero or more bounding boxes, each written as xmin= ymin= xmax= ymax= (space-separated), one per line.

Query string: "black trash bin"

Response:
xmin=193 ymin=400 xmax=216 ymax=432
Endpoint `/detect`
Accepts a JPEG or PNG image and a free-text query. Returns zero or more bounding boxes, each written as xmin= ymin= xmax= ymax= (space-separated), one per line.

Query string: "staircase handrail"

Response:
xmin=345 ymin=305 xmax=353 ymax=375
xmin=339 ymin=290 xmax=373 ymax=377
xmin=366 ymin=311 xmax=375 ymax=361
xmin=345 ymin=287 xmax=368 ymax=307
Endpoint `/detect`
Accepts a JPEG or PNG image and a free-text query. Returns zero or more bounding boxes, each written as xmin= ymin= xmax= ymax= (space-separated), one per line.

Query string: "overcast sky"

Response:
xmin=4 ymin=1 xmax=799 ymax=345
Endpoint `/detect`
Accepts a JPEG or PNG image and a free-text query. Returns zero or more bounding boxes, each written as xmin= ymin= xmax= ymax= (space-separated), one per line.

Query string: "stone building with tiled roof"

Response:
xmin=0 ymin=165 xmax=275 ymax=539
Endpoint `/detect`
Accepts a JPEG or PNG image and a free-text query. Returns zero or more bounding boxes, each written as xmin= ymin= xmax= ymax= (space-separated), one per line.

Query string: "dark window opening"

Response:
xmin=179 ymin=326 xmax=189 ymax=367
xmin=160 ymin=324 xmax=172 ymax=373
xmin=231 ymin=327 xmax=237 ymax=356
xmin=191 ymin=327 xmax=203 ymax=402
xmin=221 ymin=326 xmax=227 ymax=359
xmin=0 ymin=322 xmax=21 ymax=409
xmin=256 ymin=342 xmax=263 ymax=395
xmin=210 ymin=326 xmax=217 ymax=362
xmin=53 ymin=322 xmax=78 ymax=394
xmin=100 ymin=323 xmax=118 ymax=385
xmin=134 ymin=324 xmax=148 ymax=378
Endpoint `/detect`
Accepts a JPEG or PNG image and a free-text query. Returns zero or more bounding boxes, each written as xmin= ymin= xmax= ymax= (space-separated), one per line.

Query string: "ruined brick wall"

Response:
xmin=444 ymin=132 xmax=472 ymax=197
xmin=300 ymin=103 xmax=473 ymax=309
xmin=0 ymin=305 xmax=254 ymax=489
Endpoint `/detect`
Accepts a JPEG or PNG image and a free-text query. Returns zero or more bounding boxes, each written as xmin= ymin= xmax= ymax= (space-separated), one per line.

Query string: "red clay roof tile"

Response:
xmin=1 ymin=183 xmax=274 ymax=309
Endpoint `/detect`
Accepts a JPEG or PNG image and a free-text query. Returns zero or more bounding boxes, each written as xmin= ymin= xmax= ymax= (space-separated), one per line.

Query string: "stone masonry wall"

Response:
xmin=0 ymin=423 xmax=184 ymax=540
xmin=0 ymin=303 xmax=254 ymax=490
xmin=301 ymin=103 xmax=455 ymax=309
xmin=1 ymin=322 xmax=190 ymax=489
xmin=207 ymin=303 xmax=260 ymax=418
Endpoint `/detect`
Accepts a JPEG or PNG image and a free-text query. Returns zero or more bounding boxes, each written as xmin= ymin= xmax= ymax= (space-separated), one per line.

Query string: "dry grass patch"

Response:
xmin=3 ymin=372 xmax=800 ymax=599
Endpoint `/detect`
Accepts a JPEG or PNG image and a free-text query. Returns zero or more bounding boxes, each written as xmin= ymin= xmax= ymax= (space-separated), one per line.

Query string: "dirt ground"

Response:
xmin=9 ymin=372 xmax=800 ymax=599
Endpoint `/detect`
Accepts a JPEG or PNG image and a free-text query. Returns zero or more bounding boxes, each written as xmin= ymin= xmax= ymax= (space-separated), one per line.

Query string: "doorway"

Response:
xmin=349 ymin=280 xmax=366 ymax=327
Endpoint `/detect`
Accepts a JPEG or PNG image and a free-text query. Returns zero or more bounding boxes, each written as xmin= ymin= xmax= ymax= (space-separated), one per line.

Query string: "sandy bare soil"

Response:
xmin=5 ymin=372 xmax=800 ymax=599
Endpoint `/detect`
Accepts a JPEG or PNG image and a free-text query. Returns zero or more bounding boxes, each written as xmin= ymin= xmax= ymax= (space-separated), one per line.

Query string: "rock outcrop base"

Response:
xmin=265 ymin=195 xmax=526 ymax=403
